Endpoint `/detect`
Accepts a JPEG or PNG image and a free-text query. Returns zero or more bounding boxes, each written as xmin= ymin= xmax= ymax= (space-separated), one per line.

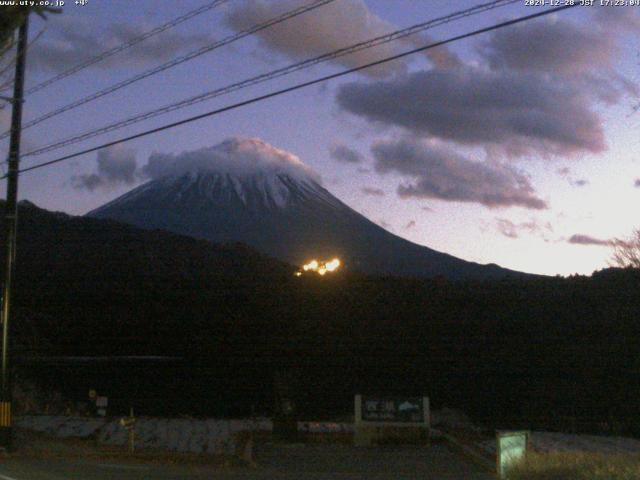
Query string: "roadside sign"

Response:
xmin=95 ymin=396 xmax=108 ymax=408
xmin=360 ymin=396 xmax=425 ymax=423
xmin=497 ymin=430 xmax=529 ymax=478
xmin=88 ymin=389 xmax=97 ymax=400
xmin=354 ymin=395 xmax=430 ymax=446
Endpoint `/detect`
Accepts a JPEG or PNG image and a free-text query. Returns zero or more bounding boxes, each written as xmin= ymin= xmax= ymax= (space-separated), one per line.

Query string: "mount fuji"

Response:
xmin=88 ymin=138 xmax=523 ymax=280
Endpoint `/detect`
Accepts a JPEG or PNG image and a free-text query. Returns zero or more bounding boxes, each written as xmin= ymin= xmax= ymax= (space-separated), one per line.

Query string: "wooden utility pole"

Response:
xmin=0 ymin=14 xmax=29 ymax=451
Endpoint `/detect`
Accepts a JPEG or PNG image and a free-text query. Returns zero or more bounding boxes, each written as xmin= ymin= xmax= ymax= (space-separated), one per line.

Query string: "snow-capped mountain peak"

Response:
xmin=88 ymin=138 xmax=523 ymax=280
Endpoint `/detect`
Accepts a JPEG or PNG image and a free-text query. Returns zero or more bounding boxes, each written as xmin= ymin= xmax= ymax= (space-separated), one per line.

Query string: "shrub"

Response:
xmin=507 ymin=452 xmax=640 ymax=480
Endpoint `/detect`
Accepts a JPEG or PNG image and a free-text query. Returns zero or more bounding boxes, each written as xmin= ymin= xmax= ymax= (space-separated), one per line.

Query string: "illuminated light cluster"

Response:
xmin=295 ymin=258 xmax=341 ymax=276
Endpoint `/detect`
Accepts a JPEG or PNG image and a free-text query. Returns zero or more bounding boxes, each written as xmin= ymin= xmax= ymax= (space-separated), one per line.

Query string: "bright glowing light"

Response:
xmin=325 ymin=258 xmax=340 ymax=271
xmin=297 ymin=258 xmax=341 ymax=276
xmin=303 ymin=259 xmax=319 ymax=271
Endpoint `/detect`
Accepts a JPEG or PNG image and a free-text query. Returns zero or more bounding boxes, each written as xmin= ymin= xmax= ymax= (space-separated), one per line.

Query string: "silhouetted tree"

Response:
xmin=610 ymin=228 xmax=640 ymax=268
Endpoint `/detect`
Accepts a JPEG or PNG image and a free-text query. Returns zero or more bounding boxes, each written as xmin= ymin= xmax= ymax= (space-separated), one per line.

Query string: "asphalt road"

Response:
xmin=0 ymin=444 xmax=494 ymax=479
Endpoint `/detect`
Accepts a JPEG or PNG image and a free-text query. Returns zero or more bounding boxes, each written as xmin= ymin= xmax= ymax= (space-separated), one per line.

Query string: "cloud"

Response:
xmin=30 ymin=15 xmax=213 ymax=73
xmin=480 ymin=17 xmax=615 ymax=77
xmin=141 ymin=137 xmax=320 ymax=182
xmin=421 ymin=206 xmax=434 ymax=212
xmin=329 ymin=144 xmax=363 ymax=163
xmin=568 ymin=234 xmax=610 ymax=247
xmin=479 ymin=15 xmax=636 ymax=106
xmin=496 ymin=219 xmax=518 ymax=239
xmin=361 ymin=186 xmax=385 ymax=197
xmin=357 ymin=167 xmax=371 ymax=174
xmin=404 ymin=220 xmax=416 ymax=229
xmin=72 ymin=146 xmax=137 ymax=191
xmin=336 ymin=16 xmax=637 ymax=160
xmin=371 ymin=138 xmax=547 ymax=210
xmin=405 ymin=32 xmax=461 ymax=70
xmin=495 ymin=218 xmax=553 ymax=240
xmin=593 ymin=5 xmax=640 ymax=31
xmin=635 ymin=179 xmax=640 ymax=188
xmin=337 ymin=66 xmax=607 ymax=158
xmin=225 ymin=0 xmax=406 ymax=77
xmin=557 ymin=167 xmax=589 ymax=187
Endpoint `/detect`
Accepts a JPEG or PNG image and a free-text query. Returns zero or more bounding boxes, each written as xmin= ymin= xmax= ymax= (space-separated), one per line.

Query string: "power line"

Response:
xmin=8 ymin=4 xmax=578 ymax=179
xmin=6 ymin=0 xmax=229 ymax=96
xmin=0 ymin=0 xmax=336 ymax=141
xmin=22 ymin=0 xmax=520 ymax=158
xmin=0 ymin=27 xmax=47 ymax=94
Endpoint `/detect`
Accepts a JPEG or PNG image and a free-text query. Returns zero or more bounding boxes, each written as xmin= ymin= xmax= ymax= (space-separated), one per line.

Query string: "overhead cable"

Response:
xmin=9 ymin=4 xmax=578 ymax=178
xmin=0 ymin=0 xmax=336 ymax=140
xmin=23 ymin=0 xmax=520 ymax=158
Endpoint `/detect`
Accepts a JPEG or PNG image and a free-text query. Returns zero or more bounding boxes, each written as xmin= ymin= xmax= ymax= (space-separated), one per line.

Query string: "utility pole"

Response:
xmin=0 ymin=14 xmax=29 ymax=451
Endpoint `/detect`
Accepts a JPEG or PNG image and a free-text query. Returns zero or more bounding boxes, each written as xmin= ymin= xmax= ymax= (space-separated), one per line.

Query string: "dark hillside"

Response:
xmin=2 ymin=201 xmax=640 ymax=433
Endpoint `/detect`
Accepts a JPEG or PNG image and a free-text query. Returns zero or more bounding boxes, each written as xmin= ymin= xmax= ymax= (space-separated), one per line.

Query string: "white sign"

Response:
xmin=497 ymin=431 xmax=529 ymax=478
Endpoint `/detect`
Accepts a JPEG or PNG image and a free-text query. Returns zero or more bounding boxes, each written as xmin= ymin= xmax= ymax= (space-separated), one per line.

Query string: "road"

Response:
xmin=0 ymin=444 xmax=494 ymax=479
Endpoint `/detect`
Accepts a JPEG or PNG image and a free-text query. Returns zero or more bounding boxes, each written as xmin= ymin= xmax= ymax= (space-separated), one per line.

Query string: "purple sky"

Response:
xmin=0 ymin=0 xmax=638 ymax=276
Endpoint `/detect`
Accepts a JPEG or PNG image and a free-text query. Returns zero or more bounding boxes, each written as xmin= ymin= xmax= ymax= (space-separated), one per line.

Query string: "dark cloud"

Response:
xmin=72 ymin=146 xmax=137 ymax=191
xmin=572 ymin=179 xmax=589 ymax=187
xmin=361 ymin=187 xmax=385 ymax=197
xmin=337 ymin=16 xmax=636 ymax=161
xmin=568 ymin=234 xmax=610 ymax=247
xmin=337 ymin=66 xmax=606 ymax=158
xmin=635 ymin=179 xmax=640 ymax=188
xmin=479 ymin=15 xmax=636 ymax=106
xmin=371 ymin=139 xmax=547 ymax=210
xmin=480 ymin=17 xmax=615 ymax=76
xmin=330 ymin=144 xmax=363 ymax=163
xmin=30 ymin=15 xmax=213 ymax=73
xmin=593 ymin=6 xmax=640 ymax=31
xmin=404 ymin=220 xmax=416 ymax=229
xmin=421 ymin=206 xmax=434 ymax=212
xmin=357 ymin=167 xmax=371 ymax=174
xmin=225 ymin=0 xmax=405 ymax=77
xmin=495 ymin=218 xmax=553 ymax=240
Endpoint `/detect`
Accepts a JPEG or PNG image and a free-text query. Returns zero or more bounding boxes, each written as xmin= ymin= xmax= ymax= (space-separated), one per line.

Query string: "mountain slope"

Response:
xmin=3 ymin=200 xmax=640 ymax=427
xmin=89 ymin=138 xmax=525 ymax=279
xmin=3 ymin=199 xmax=295 ymax=357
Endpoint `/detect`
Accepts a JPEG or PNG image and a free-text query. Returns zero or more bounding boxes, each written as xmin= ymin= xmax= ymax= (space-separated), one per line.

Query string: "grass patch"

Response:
xmin=506 ymin=452 xmax=640 ymax=480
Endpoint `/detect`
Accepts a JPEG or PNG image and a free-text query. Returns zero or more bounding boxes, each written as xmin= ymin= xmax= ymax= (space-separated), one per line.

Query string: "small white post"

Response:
xmin=355 ymin=394 xmax=362 ymax=425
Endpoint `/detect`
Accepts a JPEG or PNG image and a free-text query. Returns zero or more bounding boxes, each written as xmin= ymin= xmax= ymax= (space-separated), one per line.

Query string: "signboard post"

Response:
xmin=119 ymin=407 xmax=136 ymax=454
xmin=354 ymin=395 xmax=430 ymax=446
xmin=496 ymin=430 xmax=529 ymax=478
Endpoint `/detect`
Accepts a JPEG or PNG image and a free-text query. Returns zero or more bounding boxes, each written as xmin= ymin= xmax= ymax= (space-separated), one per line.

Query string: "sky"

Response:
xmin=0 ymin=0 xmax=639 ymax=277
